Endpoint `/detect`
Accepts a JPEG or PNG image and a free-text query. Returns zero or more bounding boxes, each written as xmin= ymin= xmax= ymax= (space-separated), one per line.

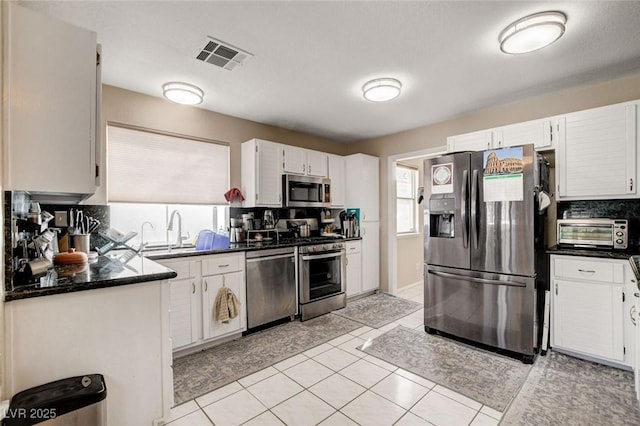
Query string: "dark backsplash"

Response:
xmin=4 ymin=191 xmax=110 ymax=291
xmin=557 ymin=199 xmax=640 ymax=248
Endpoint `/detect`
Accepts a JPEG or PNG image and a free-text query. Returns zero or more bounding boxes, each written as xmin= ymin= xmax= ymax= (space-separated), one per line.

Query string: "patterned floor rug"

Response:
xmin=360 ymin=325 xmax=532 ymax=411
xmin=173 ymin=313 xmax=362 ymax=405
xmin=332 ymin=292 xmax=422 ymax=328
xmin=502 ymin=350 xmax=640 ymax=425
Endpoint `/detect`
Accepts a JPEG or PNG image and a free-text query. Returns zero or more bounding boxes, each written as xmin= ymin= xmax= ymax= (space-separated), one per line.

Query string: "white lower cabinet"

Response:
xmin=158 ymin=252 xmax=246 ymax=351
xmin=361 ymin=222 xmax=380 ymax=292
xmin=202 ymin=255 xmax=247 ymax=340
xmin=551 ymin=255 xmax=635 ymax=368
xmin=346 ymin=240 xmax=362 ymax=297
xmin=162 ymin=258 xmax=199 ymax=348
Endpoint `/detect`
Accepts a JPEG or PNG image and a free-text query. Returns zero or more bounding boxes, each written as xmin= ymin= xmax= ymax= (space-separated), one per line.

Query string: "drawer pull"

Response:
xmin=635 ymin=293 xmax=640 ymax=298
xmin=218 ymin=264 xmax=230 ymax=268
xmin=577 ymin=269 xmax=596 ymax=273
xmin=192 ymin=282 xmax=195 ymax=294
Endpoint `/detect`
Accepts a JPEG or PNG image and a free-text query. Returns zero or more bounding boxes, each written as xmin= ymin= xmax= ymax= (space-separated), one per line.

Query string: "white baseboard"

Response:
xmin=397 ymin=281 xmax=423 ymax=292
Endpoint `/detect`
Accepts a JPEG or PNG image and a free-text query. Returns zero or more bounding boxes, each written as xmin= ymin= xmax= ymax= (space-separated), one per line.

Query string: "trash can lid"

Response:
xmin=4 ymin=374 xmax=106 ymax=425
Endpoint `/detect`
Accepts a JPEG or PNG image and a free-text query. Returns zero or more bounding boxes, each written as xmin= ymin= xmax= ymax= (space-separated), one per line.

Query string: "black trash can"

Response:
xmin=3 ymin=374 xmax=107 ymax=426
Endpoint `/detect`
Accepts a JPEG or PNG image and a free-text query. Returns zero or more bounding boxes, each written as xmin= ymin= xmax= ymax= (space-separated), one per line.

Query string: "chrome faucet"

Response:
xmin=140 ymin=221 xmax=154 ymax=251
xmin=167 ymin=210 xmax=183 ymax=249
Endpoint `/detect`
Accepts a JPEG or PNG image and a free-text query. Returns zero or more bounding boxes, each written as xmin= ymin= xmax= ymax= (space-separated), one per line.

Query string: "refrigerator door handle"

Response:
xmin=470 ymin=169 xmax=479 ymax=249
xmin=428 ymin=269 xmax=527 ymax=288
xmin=461 ymin=169 xmax=469 ymax=248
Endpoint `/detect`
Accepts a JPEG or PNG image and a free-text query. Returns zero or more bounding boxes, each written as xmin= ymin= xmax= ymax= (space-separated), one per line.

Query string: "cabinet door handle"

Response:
xmin=577 ymin=269 xmax=596 ymax=273
xmin=631 ymin=305 xmax=637 ymax=326
xmin=630 ymin=178 xmax=634 ymax=191
xmin=303 ymin=164 xmax=306 ymax=173
xmin=634 ymin=293 xmax=639 ymax=298
xmin=192 ymin=282 xmax=195 ymax=294
xmin=204 ymin=280 xmax=208 ymax=292
xmin=555 ymin=282 xmax=558 ymax=295
xmin=309 ymin=165 xmax=311 ymax=173
xmin=346 ymin=258 xmax=349 ymax=266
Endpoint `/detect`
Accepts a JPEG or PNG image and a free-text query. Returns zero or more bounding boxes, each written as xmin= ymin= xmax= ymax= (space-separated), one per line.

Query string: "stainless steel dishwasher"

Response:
xmin=246 ymin=247 xmax=297 ymax=330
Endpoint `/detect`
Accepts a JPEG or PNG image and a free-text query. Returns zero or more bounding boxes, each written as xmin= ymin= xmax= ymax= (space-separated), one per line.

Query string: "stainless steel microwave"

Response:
xmin=283 ymin=174 xmax=331 ymax=208
xmin=557 ymin=218 xmax=628 ymax=250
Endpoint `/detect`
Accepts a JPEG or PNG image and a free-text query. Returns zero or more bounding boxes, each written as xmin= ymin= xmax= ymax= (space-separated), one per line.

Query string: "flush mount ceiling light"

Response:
xmin=362 ymin=78 xmax=402 ymax=102
xmin=499 ymin=11 xmax=567 ymax=55
xmin=162 ymin=82 xmax=204 ymax=105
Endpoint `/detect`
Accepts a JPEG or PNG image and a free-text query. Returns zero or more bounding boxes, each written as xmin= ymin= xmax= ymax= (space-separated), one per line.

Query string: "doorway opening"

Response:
xmin=387 ymin=146 xmax=446 ymax=303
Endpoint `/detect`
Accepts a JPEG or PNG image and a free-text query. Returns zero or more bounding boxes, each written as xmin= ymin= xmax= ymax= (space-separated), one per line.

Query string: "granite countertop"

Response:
xmin=547 ymin=245 xmax=640 ymax=260
xmin=146 ymin=236 xmax=363 ymax=261
xmin=6 ymin=236 xmax=363 ymax=301
xmin=6 ymin=255 xmax=177 ymax=301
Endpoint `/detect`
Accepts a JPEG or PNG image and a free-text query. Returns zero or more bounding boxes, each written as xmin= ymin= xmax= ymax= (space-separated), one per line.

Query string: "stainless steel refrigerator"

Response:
xmin=423 ymin=144 xmax=547 ymax=362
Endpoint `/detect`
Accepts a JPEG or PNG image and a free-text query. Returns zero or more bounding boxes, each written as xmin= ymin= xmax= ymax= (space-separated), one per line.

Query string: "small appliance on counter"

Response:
xmin=557 ymin=218 xmax=628 ymax=250
xmin=342 ymin=208 xmax=359 ymax=238
xmin=230 ymin=218 xmax=245 ymax=243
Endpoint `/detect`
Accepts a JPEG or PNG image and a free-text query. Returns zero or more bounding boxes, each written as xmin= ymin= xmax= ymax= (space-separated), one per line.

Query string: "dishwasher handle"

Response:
xmin=246 ymin=253 xmax=295 ymax=263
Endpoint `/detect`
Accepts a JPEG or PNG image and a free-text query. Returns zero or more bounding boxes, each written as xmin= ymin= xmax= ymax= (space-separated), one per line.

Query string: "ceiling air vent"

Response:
xmin=195 ymin=37 xmax=253 ymax=71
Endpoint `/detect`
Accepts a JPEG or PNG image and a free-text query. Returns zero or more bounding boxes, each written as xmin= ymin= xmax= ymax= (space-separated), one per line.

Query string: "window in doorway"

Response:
xmin=396 ymin=164 xmax=418 ymax=234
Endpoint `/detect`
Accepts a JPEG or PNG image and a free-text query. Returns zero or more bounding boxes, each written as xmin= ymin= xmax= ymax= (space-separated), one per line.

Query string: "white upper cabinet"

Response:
xmin=447 ymin=131 xmax=493 ymax=152
xmin=241 ymin=139 xmax=283 ymax=207
xmin=345 ymin=153 xmax=379 ymax=222
xmin=556 ymin=102 xmax=637 ymax=200
xmin=282 ymin=145 xmax=306 ymax=175
xmin=500 ymin=119 xmax=559 ymax=151
xmin=327 ymin=154 xmax=345 ymax=207
xmin=447 ymin=118 xmax=558 ymax=153
xmin=4 ymin=4 xmax=100 ymax=197
xmin=282 ymin=145 xmax=328 ymax=177
xmin=306 ymin=150 xmax=328 ymax=177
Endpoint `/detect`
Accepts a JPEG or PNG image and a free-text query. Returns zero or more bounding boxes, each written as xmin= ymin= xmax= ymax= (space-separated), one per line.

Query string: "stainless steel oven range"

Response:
xmin=298 ymin=241 xmax=346 ymax=320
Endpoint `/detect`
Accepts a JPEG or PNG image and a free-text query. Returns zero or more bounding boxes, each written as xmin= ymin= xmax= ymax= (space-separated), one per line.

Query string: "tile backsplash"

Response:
xmin=557 ymin=199 xmax=640 ymax=248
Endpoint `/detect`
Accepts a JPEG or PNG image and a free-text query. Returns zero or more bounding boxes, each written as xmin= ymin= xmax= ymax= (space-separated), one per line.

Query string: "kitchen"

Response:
xmin=2 ymin=1 xmax=640 ymax=425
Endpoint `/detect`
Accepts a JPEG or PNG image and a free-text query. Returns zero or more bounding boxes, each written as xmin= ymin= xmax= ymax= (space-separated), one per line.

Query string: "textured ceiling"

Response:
xmin=15 ymin=1 xmax=640 ymax=142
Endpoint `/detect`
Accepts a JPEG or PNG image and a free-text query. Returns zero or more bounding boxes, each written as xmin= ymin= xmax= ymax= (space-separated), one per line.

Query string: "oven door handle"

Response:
xmin=301 ymin=252 xmax=344 ymax=261
xmin=246 ymin=254 xmax=295 ymax=263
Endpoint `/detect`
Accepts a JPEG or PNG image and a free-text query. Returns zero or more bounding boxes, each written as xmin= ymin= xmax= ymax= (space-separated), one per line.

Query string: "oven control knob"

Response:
xmin=616 ymin=231 xmax=624 ymax=237
xmin=616 ymin=239 xmax=624 ymax=244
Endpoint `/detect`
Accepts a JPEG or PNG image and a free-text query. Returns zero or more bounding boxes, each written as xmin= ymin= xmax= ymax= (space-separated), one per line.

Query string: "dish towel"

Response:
xmin=214 ymin=286 xmax=240 ymax=323
xmin=224 ymin=187 xmax=245 ymax=203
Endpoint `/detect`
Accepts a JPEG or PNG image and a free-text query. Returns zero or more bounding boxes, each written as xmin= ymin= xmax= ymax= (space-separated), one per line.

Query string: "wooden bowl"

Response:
xmin=54 ymin=248 xmax=88 ymax=265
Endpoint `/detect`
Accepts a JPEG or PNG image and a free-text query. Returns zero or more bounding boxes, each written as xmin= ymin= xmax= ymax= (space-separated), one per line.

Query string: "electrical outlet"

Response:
xmin=55 ymin=211 xmax=68 ymax=227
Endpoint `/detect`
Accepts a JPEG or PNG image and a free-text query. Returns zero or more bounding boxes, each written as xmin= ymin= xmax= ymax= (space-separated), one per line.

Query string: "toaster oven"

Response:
xmin=557 ymin=218 xmax=628 ymax=250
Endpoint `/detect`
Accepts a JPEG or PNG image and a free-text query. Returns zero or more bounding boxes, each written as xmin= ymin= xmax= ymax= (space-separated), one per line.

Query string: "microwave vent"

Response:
xmin=195 ymin=37 xmax=253 ymax=71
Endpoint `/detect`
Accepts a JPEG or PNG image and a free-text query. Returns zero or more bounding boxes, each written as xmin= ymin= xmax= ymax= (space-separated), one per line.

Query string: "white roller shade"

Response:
xmin=107 ymin=125 xmax=229 ymax=204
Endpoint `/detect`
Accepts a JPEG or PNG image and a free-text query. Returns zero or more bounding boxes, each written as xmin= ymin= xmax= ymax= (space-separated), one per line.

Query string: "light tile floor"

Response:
xmin=396 ymin=282 xmax=424 ymax=305
xmin=164 ymin=289 xmax=504 ymax=426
